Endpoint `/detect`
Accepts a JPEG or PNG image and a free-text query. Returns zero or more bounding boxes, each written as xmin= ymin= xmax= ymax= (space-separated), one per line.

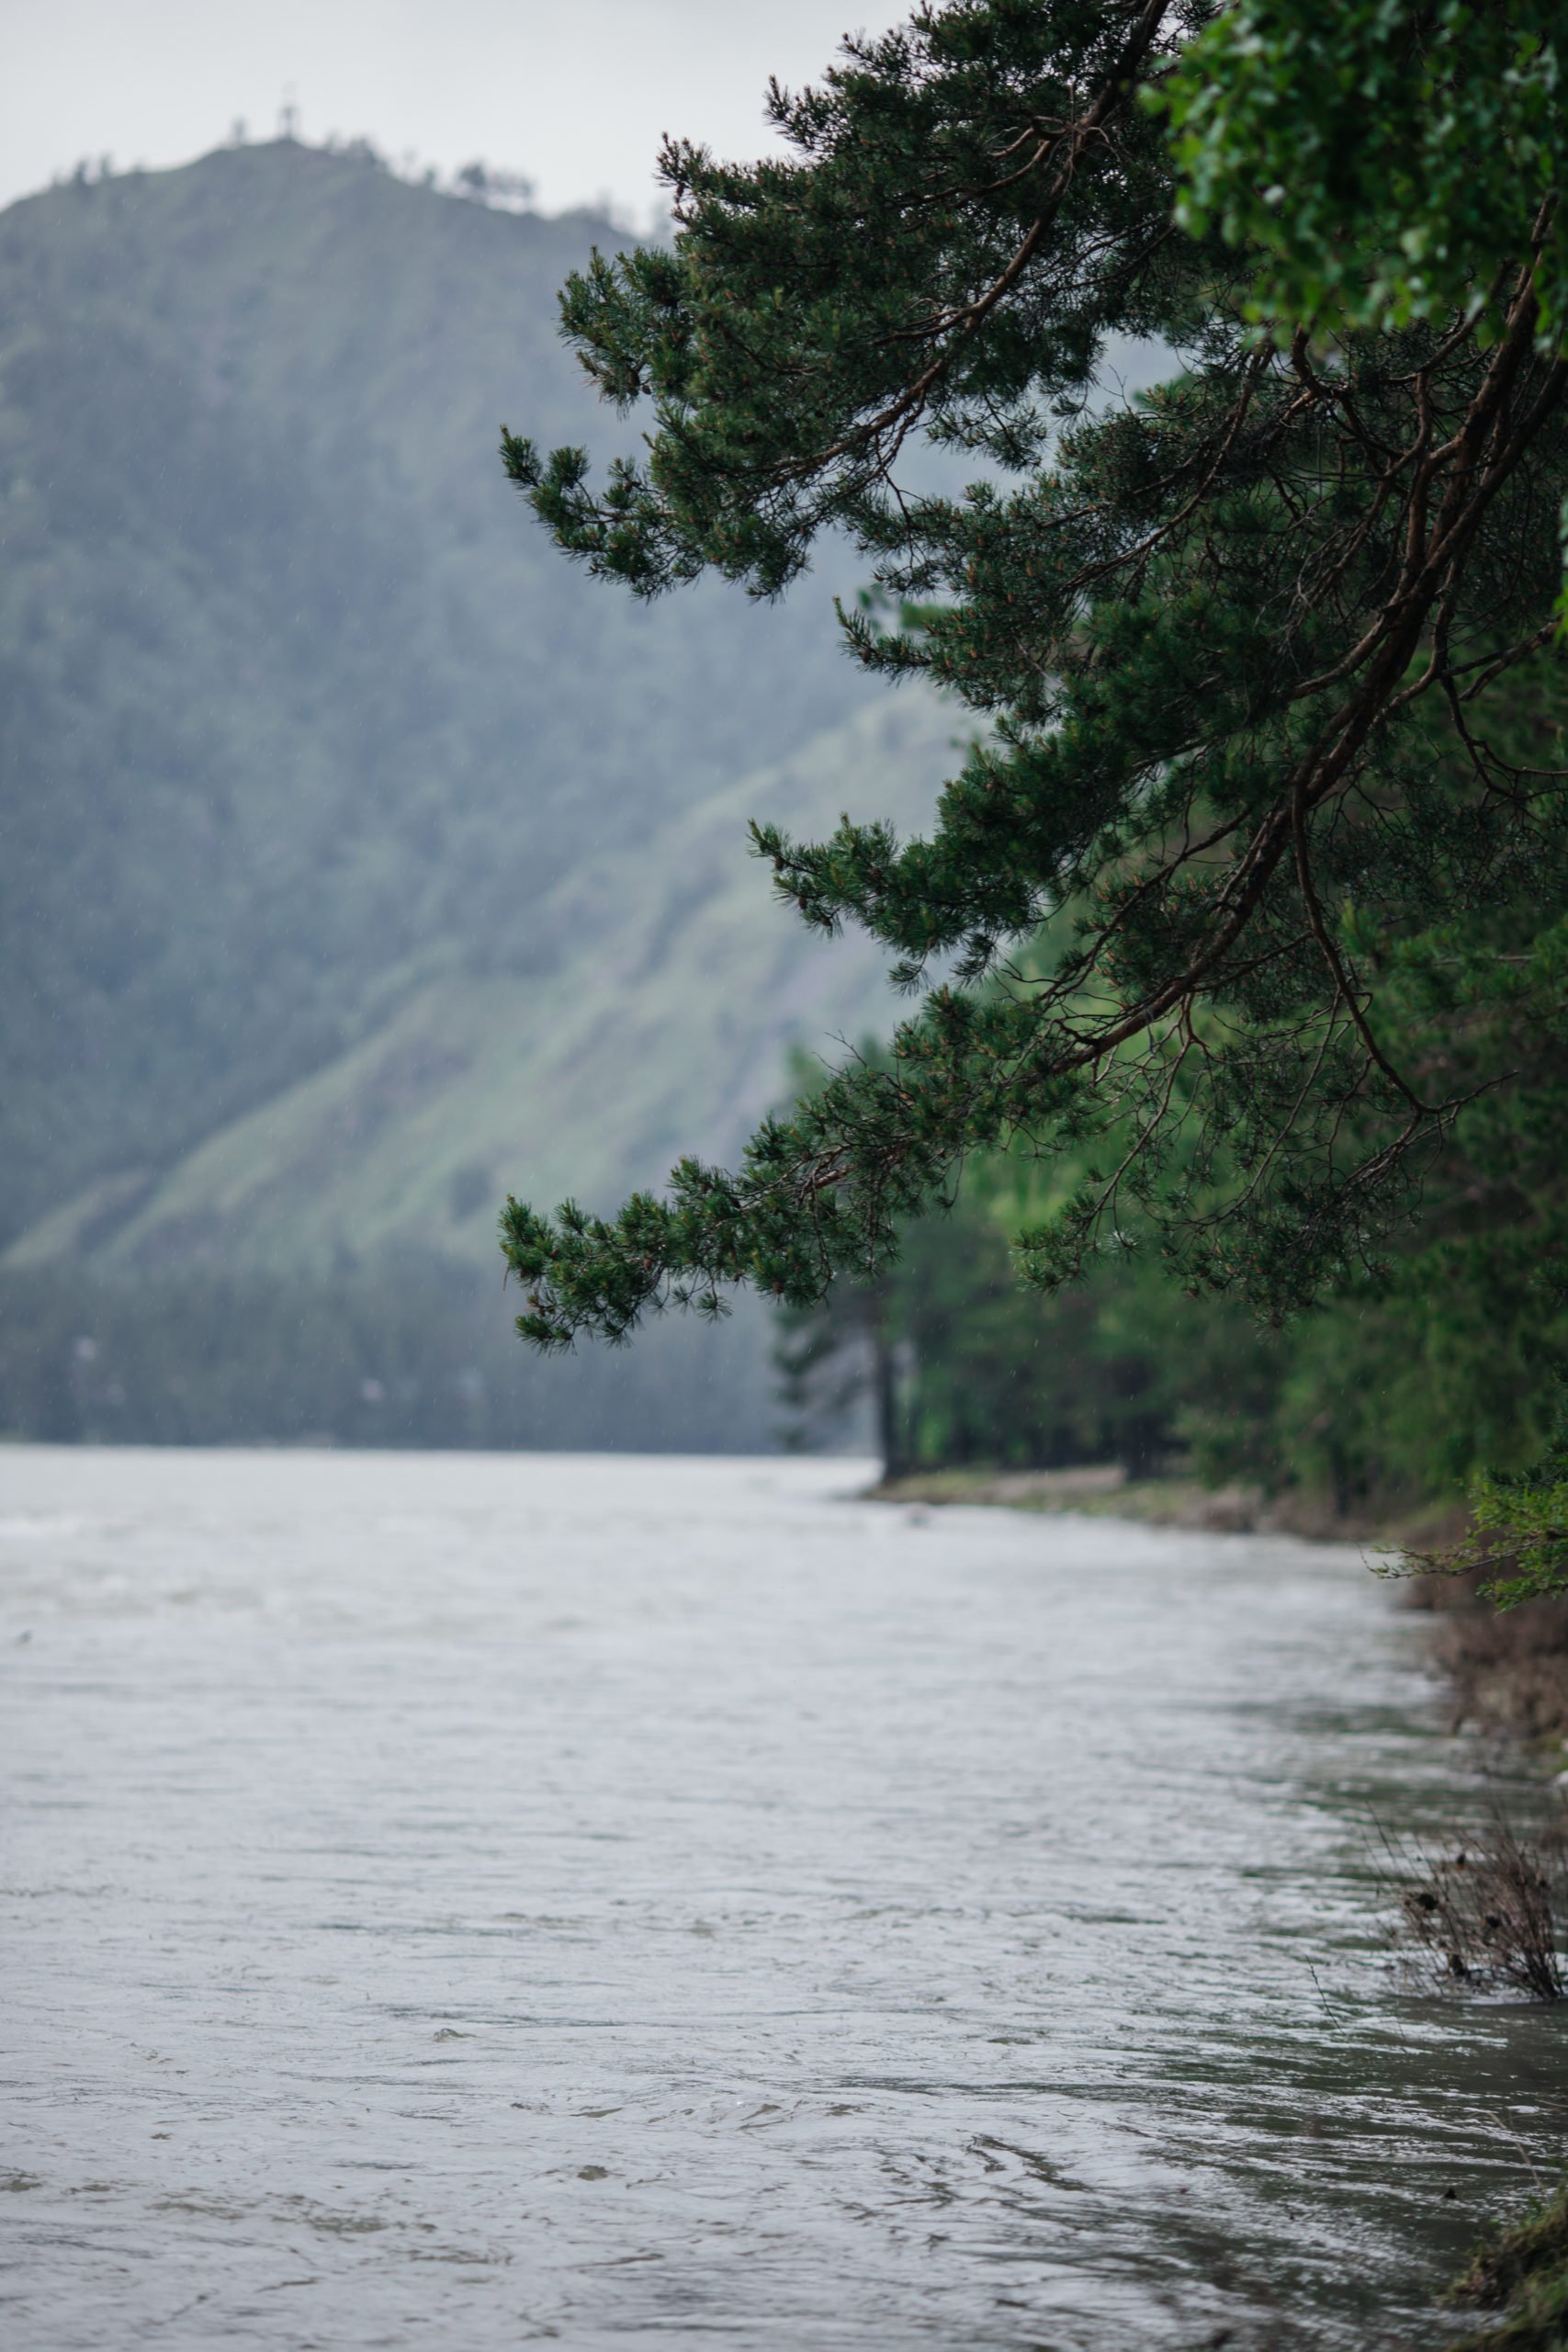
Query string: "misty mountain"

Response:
xmin=0 ymin=140 xmax=954 ymax=1280
xmin=0 ymin=141 xmax=959 ymax=1442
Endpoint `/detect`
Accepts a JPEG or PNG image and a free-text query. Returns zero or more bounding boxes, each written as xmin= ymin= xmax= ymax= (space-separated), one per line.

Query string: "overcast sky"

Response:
xmin=0 ymin=1 xmax=916 ymax=224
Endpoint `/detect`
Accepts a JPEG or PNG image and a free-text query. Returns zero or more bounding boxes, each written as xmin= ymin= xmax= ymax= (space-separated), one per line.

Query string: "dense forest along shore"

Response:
xmin=2 ymin=1447 xmax=1562 ymax=2350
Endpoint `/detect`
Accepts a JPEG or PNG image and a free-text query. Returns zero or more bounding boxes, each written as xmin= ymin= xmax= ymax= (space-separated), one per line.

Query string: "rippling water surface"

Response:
xmin=1 ymin=1446 xmax=1562 ymax=2349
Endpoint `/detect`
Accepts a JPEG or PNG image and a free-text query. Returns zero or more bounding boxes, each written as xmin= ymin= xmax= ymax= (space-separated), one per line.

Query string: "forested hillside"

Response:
xmin=0 ymin=140 xmax=953 ymax=1443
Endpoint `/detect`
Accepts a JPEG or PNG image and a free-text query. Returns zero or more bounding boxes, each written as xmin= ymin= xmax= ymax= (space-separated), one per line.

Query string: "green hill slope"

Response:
xmin=0 ymin=141 xmax=908 ymax=1243
xmin=6 ymin=691 xmax=957 ymax=1276
xmin=0 ymin=142 xmax=959 ymax=1442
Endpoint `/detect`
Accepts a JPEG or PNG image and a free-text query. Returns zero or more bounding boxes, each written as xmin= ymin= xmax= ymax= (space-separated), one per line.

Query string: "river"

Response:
xmin=1 ymin=1446 xmax=1562 ymax=2348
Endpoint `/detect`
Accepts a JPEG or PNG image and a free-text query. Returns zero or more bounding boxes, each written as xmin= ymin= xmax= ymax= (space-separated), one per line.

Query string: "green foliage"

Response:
xmin=773 ymin=1035 xmax=1286 ymax=1478
xmin=779 ymin=1161 xmax=1285 ymax=1481
xmin=781 ymin=1105 xmax=1568 ymax=1517
xmin=500 ymin=0 xmax=1568 ymax=1363
xmin=501 ymin=0 xmax=1190 ymax=598
xmin=1465 ymin=1456 xmax=1568 ymax=1610
xmin=1405 ymin=1411 xmax=1568 ymax=1611
xmin=1159 ymin=2 xmax=1568 ymax=350
xmin=1445 ymin=2172 xmax=1568 ymax=2352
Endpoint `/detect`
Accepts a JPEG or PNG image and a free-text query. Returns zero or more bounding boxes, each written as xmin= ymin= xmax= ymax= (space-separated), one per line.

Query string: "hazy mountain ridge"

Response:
xmin=1 ymin=141 xmax=958 ymax=1337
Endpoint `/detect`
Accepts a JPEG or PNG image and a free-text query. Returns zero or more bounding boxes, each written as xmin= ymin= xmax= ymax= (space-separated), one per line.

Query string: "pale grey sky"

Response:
xmin=0 ymin=1 xmax=914 ymax=223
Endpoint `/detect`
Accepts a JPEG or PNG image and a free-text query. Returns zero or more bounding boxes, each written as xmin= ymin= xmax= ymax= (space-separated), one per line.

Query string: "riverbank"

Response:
xmin=1445 ymin=2174 xmax=1568 ymax=2351
xmin=872 ymin=1460 xmax=1568 ymax=2350
xmin=870 ymin=1460 xmax=1462 ymax=1546
xmin=1409 ymin=1573 xmax=1568 ymax=1748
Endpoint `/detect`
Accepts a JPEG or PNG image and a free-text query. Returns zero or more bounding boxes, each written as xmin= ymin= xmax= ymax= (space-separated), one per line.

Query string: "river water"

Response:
xmin=1 ymin=1447 xmax=1562 ymax=2350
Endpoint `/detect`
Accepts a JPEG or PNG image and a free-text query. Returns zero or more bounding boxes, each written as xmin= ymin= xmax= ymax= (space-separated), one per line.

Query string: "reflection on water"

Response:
xmin=0 ymin=1447 xmax=1562 ymax=2349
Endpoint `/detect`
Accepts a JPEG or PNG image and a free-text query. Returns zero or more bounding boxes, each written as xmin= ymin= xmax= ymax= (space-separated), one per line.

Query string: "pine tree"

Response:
xmin=497 ymin=0 xmax=1568 ymax=1354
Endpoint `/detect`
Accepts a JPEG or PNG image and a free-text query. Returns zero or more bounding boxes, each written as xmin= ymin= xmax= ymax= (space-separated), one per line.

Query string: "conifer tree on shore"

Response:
xmin=500 ymin=1 xmax=1568 ymax=1380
